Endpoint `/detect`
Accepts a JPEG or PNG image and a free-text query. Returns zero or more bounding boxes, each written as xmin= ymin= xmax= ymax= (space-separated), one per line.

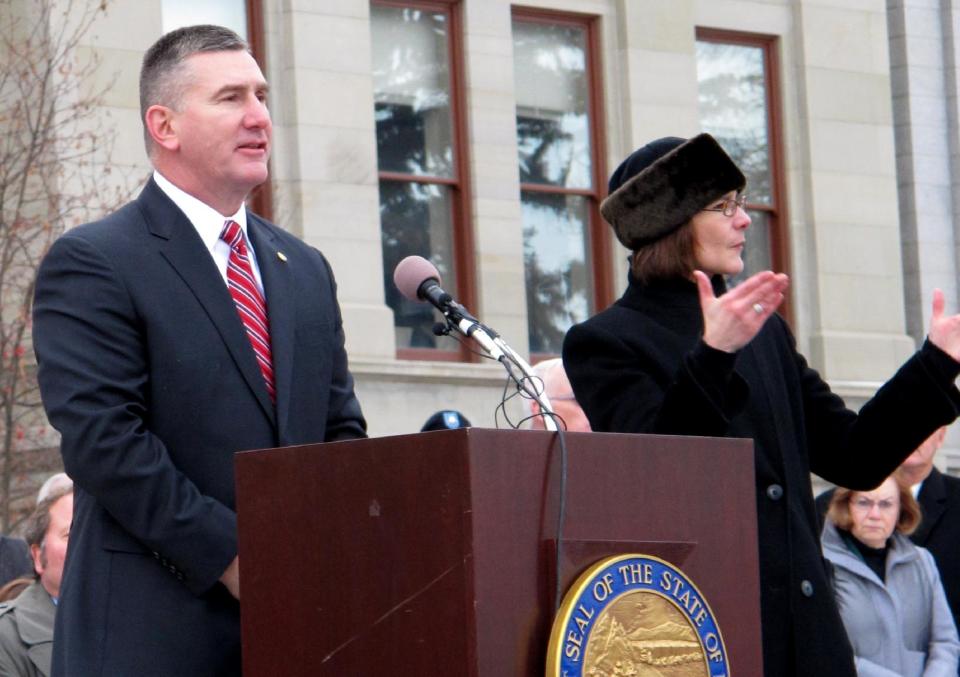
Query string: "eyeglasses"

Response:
xmin=701 ymin=193 xmax=747 ymax=217
xmin=850 ymin=497 xmax=898 ymax=513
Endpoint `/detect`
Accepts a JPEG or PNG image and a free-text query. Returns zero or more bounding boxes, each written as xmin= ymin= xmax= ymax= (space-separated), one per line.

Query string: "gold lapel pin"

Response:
xmin=277 ymin=251 xmax=287 ymax=262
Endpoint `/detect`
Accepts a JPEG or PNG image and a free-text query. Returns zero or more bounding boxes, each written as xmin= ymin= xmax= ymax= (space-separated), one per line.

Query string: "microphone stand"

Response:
xmin=441 ymin=303 xmax=559 ymax=432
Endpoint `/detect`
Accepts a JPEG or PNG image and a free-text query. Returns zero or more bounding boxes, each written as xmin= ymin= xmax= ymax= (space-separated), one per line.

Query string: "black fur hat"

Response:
xmin=600 ymin=133 xmax=746 ymax=249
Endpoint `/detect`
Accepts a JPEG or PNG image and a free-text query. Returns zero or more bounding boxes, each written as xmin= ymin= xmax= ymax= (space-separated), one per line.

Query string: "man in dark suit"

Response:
xmin=895 ymin=428 xmax=960 ymax=632
xmin=32 ymin=25 xmax=366 ymax=675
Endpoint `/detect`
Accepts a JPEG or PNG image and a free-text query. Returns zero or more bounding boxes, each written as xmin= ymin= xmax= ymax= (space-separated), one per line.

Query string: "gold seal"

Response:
xmin=546 ymin=555 xmax=728 ymax=677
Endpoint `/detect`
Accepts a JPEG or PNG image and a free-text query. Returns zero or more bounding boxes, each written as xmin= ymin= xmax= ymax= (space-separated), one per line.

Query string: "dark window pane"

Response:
xmin=513 ymin=21 xmax=592 ymax=189
xmin=372 ymin=5 xmax=454 ymax=178
xmin=380 ymin=181 xmax=457 ymax=350
xmin=696 ymin=41 xmax=772 ymax=204
xmin=522 ymin=191 xmax=592 ymax=354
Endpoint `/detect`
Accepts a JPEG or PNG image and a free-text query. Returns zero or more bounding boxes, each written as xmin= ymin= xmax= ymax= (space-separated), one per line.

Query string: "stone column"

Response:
xmin=793 ymin=0 xmax=915 ymax=383
xmin=264 ymin=0 xmax=395 ymax=360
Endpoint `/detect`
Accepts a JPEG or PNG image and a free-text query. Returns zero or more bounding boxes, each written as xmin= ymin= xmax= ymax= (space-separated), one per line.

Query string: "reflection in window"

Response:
xmin=379 ymin=181 xmax=456 ymax=349
xmin=522 ymin=192 xmax=591 ymax=353
xmin=372 ymin=3 xmax=468 ymax=354
xmin=513 ymin=16 xmax=600 ymax=355
xmin=161 ymin=0 xmax=248 ymax=38
xmin=696 ymin=33 xmax=784 ymax=289
xmin=372 ymin=6 xmax=453 ymax=178
xmin=696 ymin=41 xmax=771 ymax=204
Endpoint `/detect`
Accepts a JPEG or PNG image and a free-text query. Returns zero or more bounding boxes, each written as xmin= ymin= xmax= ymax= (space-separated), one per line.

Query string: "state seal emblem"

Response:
xmin=546 ymin=554 xmax=729 ymax=677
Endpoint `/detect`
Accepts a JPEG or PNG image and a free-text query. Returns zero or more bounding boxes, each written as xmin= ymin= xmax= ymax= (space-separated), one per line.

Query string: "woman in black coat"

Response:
xmin=562 ymin=133 xmax=960 ymax=677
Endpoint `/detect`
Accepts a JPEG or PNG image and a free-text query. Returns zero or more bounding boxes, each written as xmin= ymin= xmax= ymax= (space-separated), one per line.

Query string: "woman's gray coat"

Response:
xmin=822 ymin=521 xmax=960 ymax=676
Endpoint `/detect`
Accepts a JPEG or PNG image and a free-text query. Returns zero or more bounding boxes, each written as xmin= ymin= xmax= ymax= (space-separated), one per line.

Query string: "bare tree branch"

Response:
xmin=0 ymin=0 xmax=133 ymax=532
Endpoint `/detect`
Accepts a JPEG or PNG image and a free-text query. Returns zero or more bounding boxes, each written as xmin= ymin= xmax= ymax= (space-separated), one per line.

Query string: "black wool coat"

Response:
xmin=562 ymin=275 xmax=960 ymax=677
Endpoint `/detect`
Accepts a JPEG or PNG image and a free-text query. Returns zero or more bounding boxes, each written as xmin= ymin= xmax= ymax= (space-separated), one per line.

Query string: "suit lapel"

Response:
xmin=138 ymin=179 xmax=276 ymax=426
xmin=915 ymin=467 xmax=948 ymax=544
xmin=248 ymin=215 xmax=294 ymax=437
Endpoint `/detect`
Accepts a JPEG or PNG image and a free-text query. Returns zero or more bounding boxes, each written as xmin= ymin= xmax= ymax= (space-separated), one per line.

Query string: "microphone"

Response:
xmin=394 ymin=255 xmax=510 ymax=363
xmin=392 ymin=255 xmax=558 ymax=432
xmin=393 ymin=256 xmax=477 ymax=322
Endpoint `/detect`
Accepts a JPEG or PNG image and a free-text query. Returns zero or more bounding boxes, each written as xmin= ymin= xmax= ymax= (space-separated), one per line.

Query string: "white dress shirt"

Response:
xmin=153 ymin=171 xmax=265 ymax=293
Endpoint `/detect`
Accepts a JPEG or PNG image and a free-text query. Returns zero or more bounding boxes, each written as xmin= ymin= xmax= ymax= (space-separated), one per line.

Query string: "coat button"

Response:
xmin=766 ymin=484 xmax=784 ymax=500
xmin=800 ymin=580 xmax=814 ymax=597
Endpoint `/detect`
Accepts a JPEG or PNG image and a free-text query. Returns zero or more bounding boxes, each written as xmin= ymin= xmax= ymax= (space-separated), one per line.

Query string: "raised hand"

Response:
xmin=694 ymin=270 xmax=789 ymax=353
xmin=928 ymin=288 xmax=960 ymax=362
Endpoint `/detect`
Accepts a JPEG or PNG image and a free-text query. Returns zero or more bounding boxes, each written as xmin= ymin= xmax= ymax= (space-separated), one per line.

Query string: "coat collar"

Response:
xmin=822 ymin=521 xmax=920 ymax=585
xmin=914 ymin=467 xmax=948 ymax=542
xmin=614 ymin=273 xmax=730 ymax=354
xmin=618 ymin=273 xmax=726 ymax=312
xmin=10 ymin=581 xmax=55 ymax=647
xmin=136 ymin=178 xmax=277 ymax=427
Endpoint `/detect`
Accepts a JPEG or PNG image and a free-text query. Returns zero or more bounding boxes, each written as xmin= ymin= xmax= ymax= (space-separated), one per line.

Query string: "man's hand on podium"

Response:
xmin=220 ymin=556 xmax=240 ymax=599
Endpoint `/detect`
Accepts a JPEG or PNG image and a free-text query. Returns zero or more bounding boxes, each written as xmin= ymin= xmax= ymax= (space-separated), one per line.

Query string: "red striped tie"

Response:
xmin=220 ymin=220 xmax=275 ymax=403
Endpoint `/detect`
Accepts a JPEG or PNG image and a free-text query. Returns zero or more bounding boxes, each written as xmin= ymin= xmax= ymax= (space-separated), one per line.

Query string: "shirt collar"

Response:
xmin=153 ymin=171 xmax=248 ymax=249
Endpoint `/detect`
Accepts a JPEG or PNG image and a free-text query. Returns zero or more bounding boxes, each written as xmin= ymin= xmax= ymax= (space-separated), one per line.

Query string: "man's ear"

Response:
xmin=29 ymin=543 xmax=43 ymax=577
xmin=144 ymin=104 xmax=180 ymax=152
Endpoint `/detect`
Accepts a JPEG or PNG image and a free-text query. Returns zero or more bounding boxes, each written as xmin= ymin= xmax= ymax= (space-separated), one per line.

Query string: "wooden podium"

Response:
xmin=235 ymin=429 xmax=763 ymax=675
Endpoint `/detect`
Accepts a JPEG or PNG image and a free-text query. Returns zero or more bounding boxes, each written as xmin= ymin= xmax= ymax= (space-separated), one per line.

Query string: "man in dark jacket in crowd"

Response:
xmin=0 ymin=480 xmax=73 ymax=676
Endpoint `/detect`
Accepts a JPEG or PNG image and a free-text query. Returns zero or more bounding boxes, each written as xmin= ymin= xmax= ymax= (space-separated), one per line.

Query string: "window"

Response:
xmin=161 ymin=0 xmax=249 ymax=38
xmin=512 ymin=11 xmax=609 ymax=356
xmin=696 ymin=30 xmax=787 ymax=304
xmin=371 ymin=1 xmax=473 ymax=359
xmin=160 ymin=0 xmax=272 ymax=219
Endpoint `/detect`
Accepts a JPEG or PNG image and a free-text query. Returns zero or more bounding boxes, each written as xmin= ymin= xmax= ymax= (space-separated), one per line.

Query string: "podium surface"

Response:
xmin=236 ymin=428 xmax=762 ymax=675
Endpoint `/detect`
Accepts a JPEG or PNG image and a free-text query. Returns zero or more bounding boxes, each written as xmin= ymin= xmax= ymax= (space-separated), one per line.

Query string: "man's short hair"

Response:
xmin=36 ymin=472 xmax=71 ymax=504
xmin=139 ymin=24 xmax=250 ymax=152
xmin=23 ymin=482 xmax=73 ymax=550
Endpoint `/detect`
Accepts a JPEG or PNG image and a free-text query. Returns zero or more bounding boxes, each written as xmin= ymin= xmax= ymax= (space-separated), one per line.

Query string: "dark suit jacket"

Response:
xmin=914 ymin=467 xmax=960 ymax=630
xmin=32 ymin=178 xmax=366 ymax=676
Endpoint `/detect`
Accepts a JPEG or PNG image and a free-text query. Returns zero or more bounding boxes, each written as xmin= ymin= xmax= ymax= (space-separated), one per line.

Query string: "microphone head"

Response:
xmin=393 ymin=255 xmax=441 ymax=302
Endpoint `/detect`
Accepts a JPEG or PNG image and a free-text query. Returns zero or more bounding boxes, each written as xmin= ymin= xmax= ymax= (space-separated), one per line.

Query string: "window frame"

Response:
xmin=511 ymin=7 xmax=612 ymax=360
xmin=246 ymin=0 xmax=273 ymax=219
xmin=695 ymin=28 xmax=791 ymax=322
xmin=372 ymin=0 xmax=476 ymax=362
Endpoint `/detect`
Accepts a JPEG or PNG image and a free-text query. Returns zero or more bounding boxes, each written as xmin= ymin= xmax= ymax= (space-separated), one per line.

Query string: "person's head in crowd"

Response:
xmin=527 ymin=358 xmax=591 ymax=432
xmin=601 ymin=133 xmax=750 ymax=284
xmin=827 ymin=476 xmax=920 ymax=548
xmin=23 ymin=480 xmax=73 ymax=599
xmin=36 ymin=472 xmax=72 ymax=505
xmin=420 ymin=410 xmax=471 ymax=432
xmin=140 ymin=24 xmax=271 ymax=215
xmin=896 ymin=425 xmax=948 ymax=487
